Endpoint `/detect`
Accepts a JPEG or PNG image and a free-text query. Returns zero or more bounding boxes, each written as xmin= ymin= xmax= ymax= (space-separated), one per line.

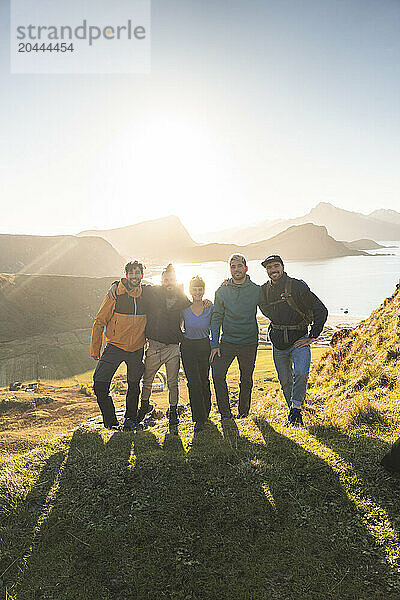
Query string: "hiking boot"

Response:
xmin=285 ymin=407 xmax=304 ymax=427
xmin=168 ymin=406 xmax=179 ymax=434
xmin=169 ymin=406 xmax=179 ymax=425
xmin=122 ymin=418 xmax=142 ymax=432
xmin=104 ymin=423 xmax=120 ymax=431
xmin=220 ymin=414 xmax=234 ymax=422
xmin=136 ymin=402 xmax=154 ymax=424
xmin=194 ymin=421 xmax=205 ymax=432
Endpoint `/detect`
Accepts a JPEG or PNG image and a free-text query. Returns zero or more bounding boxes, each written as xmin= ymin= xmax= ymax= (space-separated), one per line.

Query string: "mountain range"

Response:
xmin=77 ymin=213 xmax=366 ymax=264
xmin=1 ymin=203 xmax=398 ymax=278
xmin=198 ymin=203 xmax=400 ymax=244
xmin=180 ymin=223 xmax=365 ymax=262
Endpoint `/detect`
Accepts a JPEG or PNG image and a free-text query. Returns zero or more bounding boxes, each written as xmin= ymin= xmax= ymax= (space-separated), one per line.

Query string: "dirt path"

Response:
xmin=0 ymin=383 xmax=174 ymax=454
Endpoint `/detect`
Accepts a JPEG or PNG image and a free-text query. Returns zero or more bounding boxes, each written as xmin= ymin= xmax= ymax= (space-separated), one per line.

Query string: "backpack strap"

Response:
xmin=264 ymin=277 xmax=314 ymax=343
xmin=263 ymin=281 xmax=287 ymax=308
xmin=281 ymin=278 xmax=313 ymax=325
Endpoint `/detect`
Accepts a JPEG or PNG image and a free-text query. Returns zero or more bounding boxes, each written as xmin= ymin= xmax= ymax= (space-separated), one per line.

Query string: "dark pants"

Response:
xmin=180 ymin=337 xmax=212 ymax=423
xmin=211 ymin=341 xmax=258 ymax=418
xmin=93 ymin=344 xmax=144 ymax=426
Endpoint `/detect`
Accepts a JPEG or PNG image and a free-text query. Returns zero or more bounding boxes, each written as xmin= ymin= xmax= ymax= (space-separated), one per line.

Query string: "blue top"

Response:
xmin=183 ymin=305 xmax=213 ymax=340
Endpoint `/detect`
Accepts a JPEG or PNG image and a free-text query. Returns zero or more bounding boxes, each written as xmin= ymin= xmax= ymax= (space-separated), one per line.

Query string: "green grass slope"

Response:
xmin=0 ymin=273 xmax=115 ymax=385
xmin=0 ymin=330 xmax=93 ymax=386
xmin=0 ymin=274 xmax=115 ymax=342
xmin=307 ymin=287 xmax=400 ymax=429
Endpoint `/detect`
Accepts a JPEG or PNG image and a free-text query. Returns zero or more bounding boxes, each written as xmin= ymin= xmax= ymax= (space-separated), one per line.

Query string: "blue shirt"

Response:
xmin=183 ymin=305 xmax=213 ymax=340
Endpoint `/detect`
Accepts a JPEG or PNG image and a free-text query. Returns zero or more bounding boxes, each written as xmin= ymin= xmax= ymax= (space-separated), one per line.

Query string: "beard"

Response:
xmin=125 ymin=278 xmax=140 ymax=290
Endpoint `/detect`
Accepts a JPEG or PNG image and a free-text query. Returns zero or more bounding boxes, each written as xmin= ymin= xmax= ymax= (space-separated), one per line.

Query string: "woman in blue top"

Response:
xmin=181 ymin=276 xmax=213 ymax=432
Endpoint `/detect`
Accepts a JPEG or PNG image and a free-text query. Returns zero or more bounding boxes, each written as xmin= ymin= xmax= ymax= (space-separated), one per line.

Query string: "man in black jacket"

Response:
xmin=258 ymin=255 xmax=328 ymax=426
xmin=137 ymin=264 xmax=190 ymax=432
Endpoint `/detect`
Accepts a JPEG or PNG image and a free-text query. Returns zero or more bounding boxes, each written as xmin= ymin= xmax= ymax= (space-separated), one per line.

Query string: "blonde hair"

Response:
xmin=189 ymin=275 xmax=205 ymax=292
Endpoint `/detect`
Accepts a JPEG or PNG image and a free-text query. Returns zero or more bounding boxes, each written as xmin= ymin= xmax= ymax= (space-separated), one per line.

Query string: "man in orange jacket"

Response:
xmin=90 ymin=260 xmax=148 ymax=431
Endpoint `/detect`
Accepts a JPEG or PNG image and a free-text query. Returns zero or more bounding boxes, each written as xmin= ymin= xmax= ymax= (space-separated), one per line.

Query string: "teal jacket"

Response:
xmin=210 ymin=276 xmax=262 ymax=348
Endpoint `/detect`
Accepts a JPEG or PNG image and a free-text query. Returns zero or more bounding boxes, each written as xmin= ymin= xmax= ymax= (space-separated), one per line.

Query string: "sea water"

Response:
xmin=147 ymin=243 xmax=400 ymax=318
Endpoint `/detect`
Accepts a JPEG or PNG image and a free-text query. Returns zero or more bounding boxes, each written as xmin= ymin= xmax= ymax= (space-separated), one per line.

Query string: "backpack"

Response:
xmin=263 ymin=277 xmax=313 ymax=344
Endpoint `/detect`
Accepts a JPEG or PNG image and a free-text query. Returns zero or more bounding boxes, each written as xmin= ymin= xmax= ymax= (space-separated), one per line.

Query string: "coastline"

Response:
xmin=326 ymin=313 xmax=363 ymax=328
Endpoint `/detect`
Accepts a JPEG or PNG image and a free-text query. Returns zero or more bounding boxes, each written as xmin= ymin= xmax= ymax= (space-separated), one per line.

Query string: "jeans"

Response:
xmin=93 ymin=344 xmax=144 ymax=425
xmin=211 ymin=341 xmax=258 ymax=418
xmin=180 ymin=337 xmax=211 ymax=423
xmin=272 ymin=341 xmax=311 ymax=408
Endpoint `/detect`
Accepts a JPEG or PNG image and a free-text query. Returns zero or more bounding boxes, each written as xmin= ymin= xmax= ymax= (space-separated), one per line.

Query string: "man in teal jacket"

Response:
xmin=210 ymin=254 xmax=261 ymax=419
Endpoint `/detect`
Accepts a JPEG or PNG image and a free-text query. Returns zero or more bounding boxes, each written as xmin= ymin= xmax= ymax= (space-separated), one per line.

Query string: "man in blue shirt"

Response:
xmin=210 ymin=254 xmax=261 ymax=420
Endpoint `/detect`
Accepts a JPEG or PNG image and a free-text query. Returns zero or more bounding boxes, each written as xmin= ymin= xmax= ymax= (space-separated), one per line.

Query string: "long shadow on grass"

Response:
xmin=253 ymin=417 xmax=400 ymax=597
xmin=307 ymin=424 xmax=400 ymax=542
xmin=0 ymin=449 xmax=67 ymax=596
xmin=7 ymin=421 xmax=400 ymax=600
xmin=7 ymin=428 xmax=134 ymax=600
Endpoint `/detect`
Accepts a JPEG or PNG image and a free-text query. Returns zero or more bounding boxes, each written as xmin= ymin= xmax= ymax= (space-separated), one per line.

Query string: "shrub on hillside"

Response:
xmin=346 ymin=397 xmax=386 ymax=426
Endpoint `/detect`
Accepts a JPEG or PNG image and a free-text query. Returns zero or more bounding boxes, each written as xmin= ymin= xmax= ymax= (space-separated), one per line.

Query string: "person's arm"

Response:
xmin=90 ymin=296 xmax=115 ymax=359
xmin=107 ymin=280 xmax=120 ymax=300
xmin=209 ymin=289 xmax=224 ymax=361
xmin=257 ymin=286 xmax=269 ymax=318
xmin=292 ymin=283 xmax=328 ymax=348
xmin=309 ymin=291 xmax=328 ymax=338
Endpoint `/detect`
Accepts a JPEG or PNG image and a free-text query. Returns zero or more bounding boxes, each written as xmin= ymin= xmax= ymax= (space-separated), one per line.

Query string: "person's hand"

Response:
xmin=203 ymin=299 xmax=212 ymax=308
xmin=107 ymin=282 xmax=118 ymax=300
xmin=209 ymin=348 xmax=221 ymax=363
xmin=292 ymin=337 xmax=316 ymax=349
xmin=220 ymin=279 xmax=229 ymax=287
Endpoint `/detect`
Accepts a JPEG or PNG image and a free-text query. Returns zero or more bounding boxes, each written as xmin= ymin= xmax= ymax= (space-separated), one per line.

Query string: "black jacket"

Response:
xmin=144 ymin=285 xmax=191 ymax=344
xmin=112 ymin=282 xmax=191 ymax=344
xmin=258 ymin=272 xmax=328 ymax=350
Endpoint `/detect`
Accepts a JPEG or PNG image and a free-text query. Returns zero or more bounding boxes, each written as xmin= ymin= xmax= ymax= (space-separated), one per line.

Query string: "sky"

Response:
xmin=0 ymin=0 xmax=399 ymax=237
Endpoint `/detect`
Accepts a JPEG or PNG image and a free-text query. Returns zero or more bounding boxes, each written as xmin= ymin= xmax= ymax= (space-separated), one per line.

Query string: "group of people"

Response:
xmin=90 ymin=254 xmax=328 ymax=433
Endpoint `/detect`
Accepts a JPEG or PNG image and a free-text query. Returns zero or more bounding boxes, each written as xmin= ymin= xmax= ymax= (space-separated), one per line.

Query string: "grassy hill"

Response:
xmin=0 ymin=234 xmax=124 ymax=277
xmin=0 ymin=274 xmax=117 ymax=386
xmin=1 ymin=282 xmax=400 ymax=599
xmin=307 ymin=286 xmax=400 ymax=429
xmin=0 ymin=274 xmax=115 ymax=342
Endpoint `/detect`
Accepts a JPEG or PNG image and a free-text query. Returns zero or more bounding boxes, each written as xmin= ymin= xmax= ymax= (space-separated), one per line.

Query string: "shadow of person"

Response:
xmin=0 ymin=449 xmax=67 ymax=593
xmin=220 ymin=418 xmax=240 ymax=446
xmin=252 ymin=415 xmax=400 ymax=595
xmin=8 ymin=427 xmax=134 ymax=599
xmin=306 ymin=423 xmax=400 ymax=533
xmin=5 ymin=418 xmax=400 ymax=600
xmin=162 ymin=432 xmax=185 ymax=456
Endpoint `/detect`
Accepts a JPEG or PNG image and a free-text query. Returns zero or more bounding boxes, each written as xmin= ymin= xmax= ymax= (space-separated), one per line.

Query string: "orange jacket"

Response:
xmin=90 ymin=281 xmax=147 ymax=357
